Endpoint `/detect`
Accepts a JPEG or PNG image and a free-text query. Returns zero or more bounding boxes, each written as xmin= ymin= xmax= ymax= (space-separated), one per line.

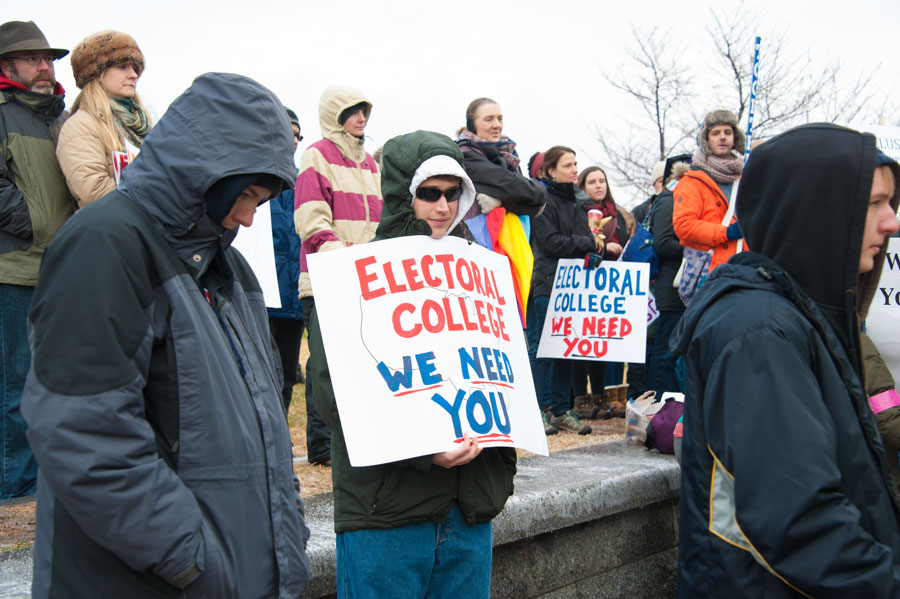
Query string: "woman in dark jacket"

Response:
xmin=528 ymin=146 xmax=600 ymax=435
xmin=457 ymin=97 xmax=547 ymax=222
xmin=568 ymin=166 xmax=617 ymax=414
xmin=309 ymin=130 xmax=517 ymax=597
xmin=457 ymin=98 xmax=547 ymax=327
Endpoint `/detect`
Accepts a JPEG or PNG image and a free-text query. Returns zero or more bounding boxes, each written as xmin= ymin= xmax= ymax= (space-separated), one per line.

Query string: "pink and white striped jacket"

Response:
xmin=294 ymin=85 xmax=382 ymax=298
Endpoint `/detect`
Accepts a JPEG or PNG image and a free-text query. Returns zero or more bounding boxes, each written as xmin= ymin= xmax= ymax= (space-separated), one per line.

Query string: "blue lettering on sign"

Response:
xmin=459 ymin=347 xmax=514 ymax=382
xmin=377 ymin=352 xmax=442 ymax=391
xmin=416 ymin=352 xmax=441 ymax=385
xmin=376 ymin=356 xmax=413 ymax=391
xmin=466 ymin=390 xmax=493 ymax=434
xmin=431 ymin=389 xmax=466 ymax=438
xmin=430 ymin=389 xmax=514 ymax=438
xmin=491 ymin=391 xmax=511 ymax=433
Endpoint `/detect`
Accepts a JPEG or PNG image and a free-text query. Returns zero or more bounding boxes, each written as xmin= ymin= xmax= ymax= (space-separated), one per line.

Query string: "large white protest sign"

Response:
xmin=308 ymin=236 xmax=548 ymax=467
xmin=537 ymin=259 xmax=650 ymax=362
xmin=232 ymin=201 xmax=281 ymax=308
xmin=866 ymin=238 xmax=900 ymax=381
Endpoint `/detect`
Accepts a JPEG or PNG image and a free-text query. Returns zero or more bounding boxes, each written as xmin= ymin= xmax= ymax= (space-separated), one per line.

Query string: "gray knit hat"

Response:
xmin=698 ymin=109 xmax=745 ymax=155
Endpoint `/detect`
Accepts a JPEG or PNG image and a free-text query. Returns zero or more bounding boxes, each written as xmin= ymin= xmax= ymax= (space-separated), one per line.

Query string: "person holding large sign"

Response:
xmin=528 ymin=146 xmax=602 ymax=435
xmin=307 ymin=131 xmax=518 ymax=597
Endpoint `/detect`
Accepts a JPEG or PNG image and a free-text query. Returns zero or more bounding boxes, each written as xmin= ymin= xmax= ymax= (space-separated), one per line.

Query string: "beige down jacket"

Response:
xmin=56 ymin=109 xmax=120 ymax=207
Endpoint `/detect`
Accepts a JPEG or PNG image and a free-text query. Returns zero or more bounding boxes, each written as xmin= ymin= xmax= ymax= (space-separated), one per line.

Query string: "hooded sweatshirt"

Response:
xmin=308 ymin=131 xmax=515 ymax=533
xmin=671 ymin=124 xmax=900 ymax=597
xmin=22 ymin=73 xmax=310 ymax=599
xmin=294 ymin=84 xmax=382 ymax=298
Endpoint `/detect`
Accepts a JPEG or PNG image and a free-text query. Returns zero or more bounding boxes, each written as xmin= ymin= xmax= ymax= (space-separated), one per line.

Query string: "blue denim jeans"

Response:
xmin=336 ymin=503 xmax=492 ymax=598
xmin=0 ymin=283 xmax=36 ymax=498
xmin=527 ymin=295 xmax=572 ymax=416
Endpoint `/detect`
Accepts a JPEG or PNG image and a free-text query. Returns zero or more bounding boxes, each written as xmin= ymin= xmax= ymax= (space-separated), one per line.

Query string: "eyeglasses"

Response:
xmin=293 ymin=132 xmax=303 ymax=142
xmin=415 ymin=186 xmax=462 ymax=203
xmin=5 ymin=54 xmax=56 ymax=67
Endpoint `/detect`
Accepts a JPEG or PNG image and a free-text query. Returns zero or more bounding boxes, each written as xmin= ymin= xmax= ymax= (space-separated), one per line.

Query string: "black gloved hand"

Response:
xmin=726 ymin=222 xmax=742 ymax=240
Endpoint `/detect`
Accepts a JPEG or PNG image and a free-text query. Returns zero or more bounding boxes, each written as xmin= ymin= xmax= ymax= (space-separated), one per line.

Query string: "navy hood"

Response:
xmin=119 ymin=72 xmax=296 ymax=275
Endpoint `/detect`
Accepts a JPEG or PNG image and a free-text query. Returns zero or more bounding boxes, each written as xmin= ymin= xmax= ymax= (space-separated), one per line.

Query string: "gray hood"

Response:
xmin=119 ymin=72 xmax=296 ymax=275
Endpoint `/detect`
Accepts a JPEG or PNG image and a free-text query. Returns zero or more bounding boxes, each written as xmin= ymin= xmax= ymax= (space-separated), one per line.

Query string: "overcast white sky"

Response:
xmin=13 ymin=0 xmax=900 ymax=205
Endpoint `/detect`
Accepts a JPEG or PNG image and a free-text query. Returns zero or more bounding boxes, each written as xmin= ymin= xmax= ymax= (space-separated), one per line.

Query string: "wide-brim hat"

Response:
xmin=0 ymin=21 xmax=68 ymax=60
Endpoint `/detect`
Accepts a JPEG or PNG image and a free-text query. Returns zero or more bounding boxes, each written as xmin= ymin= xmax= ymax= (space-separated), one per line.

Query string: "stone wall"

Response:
xmin=0 ymin=442 xmax=681 ymax=599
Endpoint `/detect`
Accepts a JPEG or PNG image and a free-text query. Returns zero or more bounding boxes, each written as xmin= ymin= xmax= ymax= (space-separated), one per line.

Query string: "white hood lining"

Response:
xmin=408 ymin=155 xmax=476 ymax=235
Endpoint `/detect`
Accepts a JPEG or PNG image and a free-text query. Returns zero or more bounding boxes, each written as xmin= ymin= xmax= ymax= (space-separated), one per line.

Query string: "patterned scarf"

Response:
xmin=457 ymin=129 xmax=520 ymax=173
xmin=691 ymin=149 xmax=743 ymax=184
xmin=111 ymin=98 xmax=151 ymax=148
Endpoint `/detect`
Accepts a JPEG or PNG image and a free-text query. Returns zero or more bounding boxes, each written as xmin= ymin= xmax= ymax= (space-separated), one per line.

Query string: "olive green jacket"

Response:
xmin=311 ymin=130 xmax=516 ymax=532
xmin=0 ymin=87 xmax=74 ymax=286
xmin=863 ymin=333 xmax=900 ymax=493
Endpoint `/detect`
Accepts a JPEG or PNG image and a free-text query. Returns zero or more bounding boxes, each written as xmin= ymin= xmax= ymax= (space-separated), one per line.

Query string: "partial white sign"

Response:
xmin=232 ymin=201 xmax=281 ymax=308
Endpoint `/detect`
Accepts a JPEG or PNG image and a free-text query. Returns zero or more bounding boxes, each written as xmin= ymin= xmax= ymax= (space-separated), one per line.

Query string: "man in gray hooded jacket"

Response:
xmin=21 ymin=73 xmax=310 ymax=598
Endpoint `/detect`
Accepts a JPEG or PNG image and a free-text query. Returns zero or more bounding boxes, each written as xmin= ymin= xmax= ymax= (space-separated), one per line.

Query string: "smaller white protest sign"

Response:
xmin=232 ymin=201 xmax=281 ymax=308
xmin=537 ymin=259 xmax=650 ymax=362
xmin=308 ymin=235 xmax=548 ymax=467
xmin=866 ymin=238 xmax=900 ymax=382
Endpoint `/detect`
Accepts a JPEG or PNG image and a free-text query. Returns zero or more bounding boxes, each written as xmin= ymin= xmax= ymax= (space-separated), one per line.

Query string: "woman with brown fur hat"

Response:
xmin=57 ymin=30 xmax=151 ymax=207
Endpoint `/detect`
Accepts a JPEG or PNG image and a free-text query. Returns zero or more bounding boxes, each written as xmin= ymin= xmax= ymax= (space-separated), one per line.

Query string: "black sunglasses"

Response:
xmin=415 ymin=186 xmax=462 ymax=203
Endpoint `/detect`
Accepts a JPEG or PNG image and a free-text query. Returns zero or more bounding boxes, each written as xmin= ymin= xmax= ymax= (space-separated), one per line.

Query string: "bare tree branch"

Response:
xmin=592 ymin=23 xmax=696 ymax=204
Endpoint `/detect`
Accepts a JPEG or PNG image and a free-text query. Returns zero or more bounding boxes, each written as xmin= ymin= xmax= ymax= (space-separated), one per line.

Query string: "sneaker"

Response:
xmin=551 ymin=410 xmax=592 ymax=435
xmin=542 ymin=410 xmax=559 ymax=435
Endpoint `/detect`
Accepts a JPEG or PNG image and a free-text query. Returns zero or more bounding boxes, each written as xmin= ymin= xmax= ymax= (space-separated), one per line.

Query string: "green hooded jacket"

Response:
xmin=862 ymin=333 xmax=900 ymax=494
xmin=309 ymin=130 xmax=516 ymax=532
xmin=0 ymin=87 xmax=75 ymax=285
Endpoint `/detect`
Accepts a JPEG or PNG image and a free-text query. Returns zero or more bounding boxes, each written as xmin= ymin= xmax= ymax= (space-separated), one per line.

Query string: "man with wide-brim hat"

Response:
xmin=0 ymin=21 xmax=67 ymax=94
xmin=0 ymin=20 xmax=74 ymax=500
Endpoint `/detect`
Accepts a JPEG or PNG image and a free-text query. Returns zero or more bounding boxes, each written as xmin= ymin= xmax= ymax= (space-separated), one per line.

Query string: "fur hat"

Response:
xmin=698 ymin=109 xmax=745 ymax=155
xmin=70 ymin=30 xmax=144 ymax=89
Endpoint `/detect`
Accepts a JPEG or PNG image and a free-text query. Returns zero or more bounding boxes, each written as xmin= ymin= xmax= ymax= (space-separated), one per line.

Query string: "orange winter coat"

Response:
xmin=672 ymin=169 xmax=740 ymax=272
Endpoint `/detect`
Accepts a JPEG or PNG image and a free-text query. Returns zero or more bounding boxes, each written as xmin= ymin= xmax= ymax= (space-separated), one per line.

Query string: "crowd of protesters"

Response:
xmin=4 ymin=17 xmax=900 ymax=598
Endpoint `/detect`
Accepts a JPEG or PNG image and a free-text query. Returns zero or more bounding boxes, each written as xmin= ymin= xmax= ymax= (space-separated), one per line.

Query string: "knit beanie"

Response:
xmin=698 ymin=109 xmax=745 ymax=155
xmin=651 ymin=161 xmax=665 ymax=185
xmin=70 ymin=30 xmax=144 ymax=89
xmin=338 ymin=101 xmax=368 ymax=126
xmin=285 ymin=108 xmax=300 ymax=129
xmin=205 ymin=173 xmax=282 ymax=225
